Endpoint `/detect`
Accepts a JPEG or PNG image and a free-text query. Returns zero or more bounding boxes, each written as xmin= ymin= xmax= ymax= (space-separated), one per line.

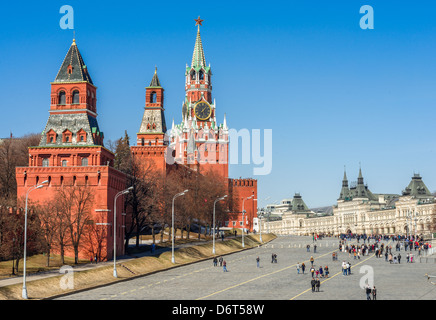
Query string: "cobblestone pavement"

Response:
xmin=55 ymin=235 xmax=436 ymax=300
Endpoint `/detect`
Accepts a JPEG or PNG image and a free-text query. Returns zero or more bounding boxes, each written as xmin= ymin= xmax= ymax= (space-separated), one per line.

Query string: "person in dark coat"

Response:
xmin=366 ymin=285 xmax=372 ymax=300
xmin=311 ymin=278 xmax=316 ymax=292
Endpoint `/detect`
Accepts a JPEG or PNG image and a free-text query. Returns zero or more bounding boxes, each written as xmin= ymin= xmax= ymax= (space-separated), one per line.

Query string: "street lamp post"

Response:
xmin=113 ymin=186 xmax=133 ymax=278
xmin=257 ymin=197 xmax=269 ymax=243
xmin=213 ymin=195 xmax=227 ymax=254
xmin=241 ymin=195 xmax=254 ymax=248
xmin=258 ymin=211 xmax=263 ymax=243
xmin=172 ymin=190 xmax=189 ymax=264
xmin=22 ymin=180 xmax=49 ymax=299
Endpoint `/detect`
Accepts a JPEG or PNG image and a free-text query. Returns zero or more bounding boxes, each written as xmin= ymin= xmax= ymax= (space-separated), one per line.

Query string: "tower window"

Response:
xmin=81 ymin=157 xmax=88 ymax=166
xmin=150 ymin=92 xmax=157 ymax=103
xmin=58 ymin=91 xmax=66 ymax=105
xmin=72 ymin=90 xmax=80 ymax=104
xmin=199 ymin=70 xmax=204 ymax=80
xmin=190 ymin=70 xmax=196 ymax=80
xmin=62 ymin=129 xmax=72 ymax=143
xmin=62 ymin=160 xmax=67 ymax=167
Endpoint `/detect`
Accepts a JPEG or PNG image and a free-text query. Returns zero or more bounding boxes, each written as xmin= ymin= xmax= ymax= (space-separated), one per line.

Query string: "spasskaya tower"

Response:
xmin=169 ymin=17 xmax=229 ymax=179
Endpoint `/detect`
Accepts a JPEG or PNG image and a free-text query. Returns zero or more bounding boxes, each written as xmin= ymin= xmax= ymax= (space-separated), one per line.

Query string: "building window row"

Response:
xmin=46 ymin=129 xmax=87 ymax=144
xmin=41 ymin=156 xmax=89 ymax=167
xmin=58 ymin=90 xmax=79 ymax=105
xmin=57 ymin=89 xmax=96 ymax=107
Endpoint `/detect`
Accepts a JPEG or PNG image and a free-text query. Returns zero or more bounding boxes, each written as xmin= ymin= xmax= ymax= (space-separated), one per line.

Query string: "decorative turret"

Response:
xmin=348 ymin=165 xmax=378 ymax=201
xmin=402 ymin=174 xmax=433 ymax=199
xmin=54 ymin=38 xmax=93 ymax=84
xmin=338 ymin=167 xmax=351 ymax=201
xmin=185 ymin=16 xmax=212 ymax=104
xmin=137 ymin=67 xmax=167 ymax=146
xmin=355 ymin=165 xmax=367 ymax=198
xmin=191 ymin=18 xmax=206 ymax=69
xmin=41 ymin=38 xmax=103 ymax=147
xmin=291 ymin=193 xmax=310 ymax=212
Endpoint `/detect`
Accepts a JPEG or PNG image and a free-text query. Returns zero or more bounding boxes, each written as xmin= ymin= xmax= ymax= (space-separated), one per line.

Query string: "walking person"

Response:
xmin=296 ymin=262 xmax=300 ymax=274
xmin=372 ymin=286 xmax=377 ymax=300
xmin=223 ymin=260 xmax=228 ymax=272
xmin=256 ymin=256 xmax=260 ymax=268
xmin=311 ymin=278 xmax=316 ymax=292
xmin=310 ymin=266 xmax=315 ymax=278
xmin=219 ymin=256 xmax=223 ymax=267
xmin=315 ymin=278 xmax=320 ymax=292
xmin=310 ymin=256 xmax=314 ymax=267
xmin=301 ymin=262 xmax=306 ymax=274
xmin=342 ymin=261 xmax=347 ymax=276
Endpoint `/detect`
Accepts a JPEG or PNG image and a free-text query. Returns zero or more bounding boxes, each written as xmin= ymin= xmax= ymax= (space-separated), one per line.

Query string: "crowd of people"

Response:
xmin=213 ymin=232 xmax=433 ymax=299
xmin=303 ymin=232 xmax=434 ymax=298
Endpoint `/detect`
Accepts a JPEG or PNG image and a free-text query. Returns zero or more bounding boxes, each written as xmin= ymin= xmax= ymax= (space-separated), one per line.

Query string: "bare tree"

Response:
xmin=34 ymin=201 xmax=58 ymax=267
xmin=51 ymin=193 xmax=72 ymax=265
xmin=82 ymin=211 xmax=108 ymax=262
xmin=0 ymin=133 xmax=40 ymax=203
xmin=0 ymin=197 xmax=42 ymax=275
xmin=124 ymin=157 xmax=165 ymax=251
xmin=55 ymin=185 xmax=94 ymax=264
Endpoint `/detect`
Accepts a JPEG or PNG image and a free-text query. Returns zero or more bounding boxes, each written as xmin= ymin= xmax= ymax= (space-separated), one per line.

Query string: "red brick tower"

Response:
xmin=169 ymin=17 xmax=229 ymax=179
xmin=131 ymin=68 xmax=167 ymax=175
xmin=16 ymin=38 xmax=128 ymax=261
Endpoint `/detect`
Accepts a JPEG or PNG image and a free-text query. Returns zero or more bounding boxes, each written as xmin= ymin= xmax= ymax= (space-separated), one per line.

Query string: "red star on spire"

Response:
xmin=194 ymin=16 xmax=204 ymax=26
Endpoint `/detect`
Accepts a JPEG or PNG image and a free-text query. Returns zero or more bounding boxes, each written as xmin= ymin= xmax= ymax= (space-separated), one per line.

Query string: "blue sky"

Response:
xmin=1 ymin=1 xmax=436 ymax=208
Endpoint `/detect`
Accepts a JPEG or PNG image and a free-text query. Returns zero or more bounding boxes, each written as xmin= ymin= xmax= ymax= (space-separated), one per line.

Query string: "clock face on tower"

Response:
xmin=194 ymin=101 xmax=211 ymax=120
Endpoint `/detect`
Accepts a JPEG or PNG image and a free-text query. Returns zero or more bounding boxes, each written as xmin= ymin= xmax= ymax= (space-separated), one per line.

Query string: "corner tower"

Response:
xmin=16 ymin=38 xmax=128 ymax=261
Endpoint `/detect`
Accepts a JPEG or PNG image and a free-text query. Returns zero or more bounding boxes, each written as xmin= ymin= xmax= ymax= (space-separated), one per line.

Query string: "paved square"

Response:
xmin=56 ymin=235 xmax=436 ymax=300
